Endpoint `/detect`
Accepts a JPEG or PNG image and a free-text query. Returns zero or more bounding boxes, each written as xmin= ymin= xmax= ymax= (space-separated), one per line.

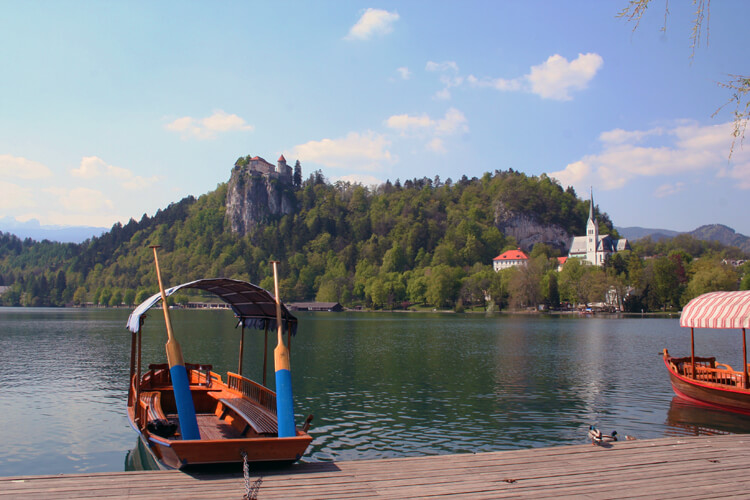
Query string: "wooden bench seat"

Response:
xmin=140 ymin=391 xmax=167 ymax=421
xmin=219 ymin=397 xmax=278 ymax=436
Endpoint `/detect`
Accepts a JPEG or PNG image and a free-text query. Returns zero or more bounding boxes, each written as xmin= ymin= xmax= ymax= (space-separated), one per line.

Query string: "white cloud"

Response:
xmin=70 ymin=156 xmax=159 ymax=190
xmin=467 ymin=74 xmax=523 ymax=92
xmin=426 ymin=61 xmax=462 ymax=99
xmin=396 ymin=67 xmax=411 ymax=80
xmin=434 ymin=108 xmax=468 ymax=135
xmin=165 ymin=110 xmax=254 ymax=139
xmin=290 ymin=131 xmax=393 ymax=171
xmin=386 ymin=113 xmax=434 ymax=133
xmin=465 ymin=52 xmax=603 ymax=100
xmin=331 ymin=173 xmax=383 ymax=187
xmin=426 ymin=61 xmax=459 ymax=73
xmin=0 ymin=154 xmax=53 ymax=179
xmin=426 ymin=138 xmax=446 ymax=153
xmin=526 ymin=53 xmax=603 ymax=100
xmin=654 ymin=182 xmax=685 ymax=198
xmin=599 ymin=127 xmax=663 ymax=145
xmin=386 ymin=108 xmax=467 ymax=154
xmin=0 ymin=181 xmax=35 ymax=209
xmin=346 ymin=8 xmax=399 ymax=40
xmin=434 ymin=88 xmax=452 ymax=100
xmin=548 ymin=120 xmax=750 ymax=193
xmin=45 ymin=187 xmax=114 ymax=213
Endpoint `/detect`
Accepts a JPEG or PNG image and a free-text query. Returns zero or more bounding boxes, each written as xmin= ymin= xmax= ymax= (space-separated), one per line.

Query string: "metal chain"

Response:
xmin=241 ymin=451 xmax=252 ymax=499
xmin=240 ymin=451 xmax=262 ymax=500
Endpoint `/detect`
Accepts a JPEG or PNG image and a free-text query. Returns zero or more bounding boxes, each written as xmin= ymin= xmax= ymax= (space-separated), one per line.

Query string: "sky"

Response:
xmin=1 ymin=1 xmax=749 ymax=235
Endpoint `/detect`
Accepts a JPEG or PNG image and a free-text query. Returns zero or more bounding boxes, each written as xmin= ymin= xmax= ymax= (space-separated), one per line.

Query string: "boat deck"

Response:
xmin=195 ymin=414 xmax=243 ymax=440
xmin=4 ymin=434 xmax=750 ymax=499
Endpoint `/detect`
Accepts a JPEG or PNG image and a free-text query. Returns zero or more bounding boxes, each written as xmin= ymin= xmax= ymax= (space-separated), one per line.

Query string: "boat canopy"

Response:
xmin=126 ymin=278 xmax=298 ymax=335
xmin=680 ymin=290 xmax=750 ymax=329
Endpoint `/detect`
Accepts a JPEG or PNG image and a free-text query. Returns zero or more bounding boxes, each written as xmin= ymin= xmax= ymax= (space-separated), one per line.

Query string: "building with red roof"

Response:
xmin=493 ymin=248 xmax=529 ymax=271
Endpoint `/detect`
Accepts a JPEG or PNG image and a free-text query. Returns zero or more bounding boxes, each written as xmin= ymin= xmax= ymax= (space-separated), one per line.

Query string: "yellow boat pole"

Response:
xmin=150 ymin=245 xmax=200 ymax=440
xmin=271 ymin=261 xmax=296 ymax=437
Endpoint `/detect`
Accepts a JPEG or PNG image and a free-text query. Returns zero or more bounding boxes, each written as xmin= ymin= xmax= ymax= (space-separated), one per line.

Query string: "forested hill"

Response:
xmin=1 ymin=169 xmax=606 ymax=307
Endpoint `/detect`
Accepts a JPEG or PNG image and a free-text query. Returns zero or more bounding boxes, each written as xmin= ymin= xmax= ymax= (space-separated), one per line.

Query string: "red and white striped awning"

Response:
xmin=680 ymin=291 xmax=750 ymax=329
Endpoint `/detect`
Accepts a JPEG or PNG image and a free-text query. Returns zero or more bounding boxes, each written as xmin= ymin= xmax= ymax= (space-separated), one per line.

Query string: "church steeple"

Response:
xmin=586 ymin=187 xmax=599 ymax=265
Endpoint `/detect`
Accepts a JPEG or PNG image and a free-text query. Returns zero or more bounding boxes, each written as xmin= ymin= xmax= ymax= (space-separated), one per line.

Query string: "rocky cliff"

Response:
xmin=225 ymin=165 xmax=296 ymax=236
xmin=494 ymin=201 xmax=572 ymax=252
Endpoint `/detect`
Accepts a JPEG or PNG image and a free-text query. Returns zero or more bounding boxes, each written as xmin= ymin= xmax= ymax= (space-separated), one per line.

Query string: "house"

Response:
xmin=493 ymin=248 xmax=529 ymax=271
xmin=567 ymin=189 xmax=629 ymax=266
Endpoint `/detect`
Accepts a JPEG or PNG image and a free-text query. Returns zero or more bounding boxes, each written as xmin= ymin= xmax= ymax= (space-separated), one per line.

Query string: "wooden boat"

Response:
xmin=126 ymin=278 xmax=313 ymax=469
xmin=663 ymin=290 xmax=750 ymax=415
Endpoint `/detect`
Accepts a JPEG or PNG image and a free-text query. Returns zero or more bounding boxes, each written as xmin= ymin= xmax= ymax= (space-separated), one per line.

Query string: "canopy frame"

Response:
xmin=680 ymin=291 xmax=750 ymax=388
xmin=126 ymin=278 xmax=298 ymax=335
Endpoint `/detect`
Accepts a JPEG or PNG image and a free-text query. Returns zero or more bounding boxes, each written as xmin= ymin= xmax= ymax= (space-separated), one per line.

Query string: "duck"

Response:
xmin=588 ymin=425 xmax=617 ymax=445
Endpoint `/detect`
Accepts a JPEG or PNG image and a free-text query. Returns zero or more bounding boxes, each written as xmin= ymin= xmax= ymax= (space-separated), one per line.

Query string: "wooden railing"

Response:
xmin=226 ymin=372 xmax=277 ymax=414
xmin=673 ymin=357 xmax=747 ymax=388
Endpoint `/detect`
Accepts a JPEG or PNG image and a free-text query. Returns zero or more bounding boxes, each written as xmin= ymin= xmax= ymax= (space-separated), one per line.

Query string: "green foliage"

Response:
xmin=1 ymin=167 xmax=747 ymax=312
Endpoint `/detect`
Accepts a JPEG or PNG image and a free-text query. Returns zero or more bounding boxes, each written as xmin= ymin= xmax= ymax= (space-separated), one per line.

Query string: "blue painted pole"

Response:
xmin=151 ymin=246 xmax=200 ymax=441
xmin=271 ymin=261 xmax=295 ymax=438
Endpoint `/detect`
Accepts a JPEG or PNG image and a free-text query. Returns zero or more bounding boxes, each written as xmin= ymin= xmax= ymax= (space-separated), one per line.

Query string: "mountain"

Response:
xmin=0 ymin=217 xmax=107 ymax=243
xmin=616 ymin=226 xmax=680 ymax=241
xmin=617 ymin=224 xmax=750 ymax=253
xmin=690 ymin=224 xmax=750 ymax=254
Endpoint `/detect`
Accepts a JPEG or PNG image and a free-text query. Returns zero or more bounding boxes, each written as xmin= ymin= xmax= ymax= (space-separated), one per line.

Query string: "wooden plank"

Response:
xmin=4 ymin=435 xmax=750 ymax=499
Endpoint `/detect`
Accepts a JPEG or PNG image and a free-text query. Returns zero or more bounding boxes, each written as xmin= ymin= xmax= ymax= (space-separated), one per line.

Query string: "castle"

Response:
xmin=234 ymin=154 xmax=293 ymax=182
xmin=567 ymin=189 xmax=629 ymax=266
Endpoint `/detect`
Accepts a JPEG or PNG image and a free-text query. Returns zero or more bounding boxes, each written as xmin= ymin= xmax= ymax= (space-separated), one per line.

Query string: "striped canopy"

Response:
xmin=680 ymin=291 xmax=750 ymax=329
xmin=126 ymin=278 xmax=297 ymax=334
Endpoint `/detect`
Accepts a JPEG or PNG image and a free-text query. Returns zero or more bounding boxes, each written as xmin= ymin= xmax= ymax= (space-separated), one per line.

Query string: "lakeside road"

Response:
xmin=3 ymin=434 xmax=750 ymax=499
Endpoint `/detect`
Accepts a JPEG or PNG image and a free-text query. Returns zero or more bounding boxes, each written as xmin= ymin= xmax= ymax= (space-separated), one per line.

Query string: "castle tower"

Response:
xmin=277 ymin=155 xmax=292 ymax=177
xmin=585 ymin=187 xmax=599 ymax=265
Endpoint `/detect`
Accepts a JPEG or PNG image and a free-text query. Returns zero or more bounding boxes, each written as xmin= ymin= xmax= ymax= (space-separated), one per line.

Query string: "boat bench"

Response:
xmin=140 ymin=391 xmax=167 ymax=421
xmin=218 ymin=397 xmax=278 ymax=436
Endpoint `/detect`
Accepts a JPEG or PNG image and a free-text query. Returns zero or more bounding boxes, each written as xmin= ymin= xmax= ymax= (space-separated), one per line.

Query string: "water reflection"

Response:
xmin=3 ymin=309 xmax=750 ymax=476
xmin=665 ymin=396 xmax=750 ymax=436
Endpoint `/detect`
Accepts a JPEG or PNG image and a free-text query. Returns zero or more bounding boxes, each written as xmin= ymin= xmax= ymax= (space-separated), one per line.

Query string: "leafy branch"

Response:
xmin=618 ymin=0 xmax=747 ymax=158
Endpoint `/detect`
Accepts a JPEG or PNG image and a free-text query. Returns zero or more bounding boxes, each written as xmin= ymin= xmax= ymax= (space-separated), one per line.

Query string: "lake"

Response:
xmin=1 ymin=307 xmax=749 ymax=477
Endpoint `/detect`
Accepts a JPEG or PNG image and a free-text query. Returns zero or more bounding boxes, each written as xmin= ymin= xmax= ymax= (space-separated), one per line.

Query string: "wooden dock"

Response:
xmin=3 ymin=434 xmax=750 ymax=499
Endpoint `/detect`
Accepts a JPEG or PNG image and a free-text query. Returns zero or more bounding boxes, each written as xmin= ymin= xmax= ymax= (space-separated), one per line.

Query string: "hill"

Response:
xmin=0 ymin=167 xmax=607 ymax=307
xmin=617 ymin=224 xmax=750 ymax=253
xmin=1 ymin=163 xmax=746 ymax=311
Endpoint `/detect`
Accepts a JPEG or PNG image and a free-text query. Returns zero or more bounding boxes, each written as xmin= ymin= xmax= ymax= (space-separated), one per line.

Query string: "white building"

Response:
xmin=567 ymin=189 xmax=629 ymax=266
xmin=493 ymin=248 xmax=529 ymax=271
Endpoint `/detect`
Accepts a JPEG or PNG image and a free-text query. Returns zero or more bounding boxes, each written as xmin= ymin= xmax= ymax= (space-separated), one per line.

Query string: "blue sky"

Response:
xmin=1 ymin=1 xmax=749 ymax=235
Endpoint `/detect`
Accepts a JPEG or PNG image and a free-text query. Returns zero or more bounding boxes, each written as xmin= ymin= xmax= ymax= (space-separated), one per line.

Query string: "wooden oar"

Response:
xmin=150 ymin=245 xmax=200 ymax=440
xmin=271 ymin=261 xmax=295 ymax=437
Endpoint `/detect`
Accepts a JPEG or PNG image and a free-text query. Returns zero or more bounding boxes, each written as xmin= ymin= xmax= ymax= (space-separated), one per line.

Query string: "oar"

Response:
xmin=150 ymin=245 xmax=200 ymax=440
xmin=271 ymin=261 xmax=295 ymax=438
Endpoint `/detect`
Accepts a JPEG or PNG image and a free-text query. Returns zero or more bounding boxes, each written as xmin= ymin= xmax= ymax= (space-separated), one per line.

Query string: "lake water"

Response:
xmin=1 ymin=307 xmax=749 ymax=477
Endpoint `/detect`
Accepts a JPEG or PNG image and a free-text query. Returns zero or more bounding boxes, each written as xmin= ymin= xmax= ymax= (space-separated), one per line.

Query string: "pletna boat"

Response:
xmin=663 ymin=290 xmax=750 ymax=415
xmin=126 ymin=277 xmax=313 ymax=469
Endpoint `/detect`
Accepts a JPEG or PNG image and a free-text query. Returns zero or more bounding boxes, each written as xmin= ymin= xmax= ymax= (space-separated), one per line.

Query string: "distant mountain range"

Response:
xmin=617 ymin=224 xmax=750 ymax=254
xmin=0 ymin=217 xmax=107 ymax=243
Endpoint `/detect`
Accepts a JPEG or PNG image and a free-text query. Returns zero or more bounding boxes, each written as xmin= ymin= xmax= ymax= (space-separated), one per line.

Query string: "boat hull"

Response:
xmin=128 ymin=410 xmax=312 ymax=470
xmin=664 ymin=356 xmax=750 ymax=416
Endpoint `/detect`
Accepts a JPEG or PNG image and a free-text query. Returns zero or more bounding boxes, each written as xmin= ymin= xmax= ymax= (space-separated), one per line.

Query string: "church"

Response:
xmin=567 ymin=189 xmax=629 ymax=266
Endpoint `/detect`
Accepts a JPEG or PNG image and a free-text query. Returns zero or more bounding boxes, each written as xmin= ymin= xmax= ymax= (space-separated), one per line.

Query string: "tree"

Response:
xmin=683 ymin=259 xmax=738 ymax=303
xmin=293 ymin=160 xmax=302 ymax=189
xmin=508 ymin=259 xmax=544 ymax=309
xmin=123 ymin=289 xmax=136 ymax=307
xmin=73 ymin=287 xmax=87 ymax=305
xmin=620 ymin=0 xmax=748 ymax=157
